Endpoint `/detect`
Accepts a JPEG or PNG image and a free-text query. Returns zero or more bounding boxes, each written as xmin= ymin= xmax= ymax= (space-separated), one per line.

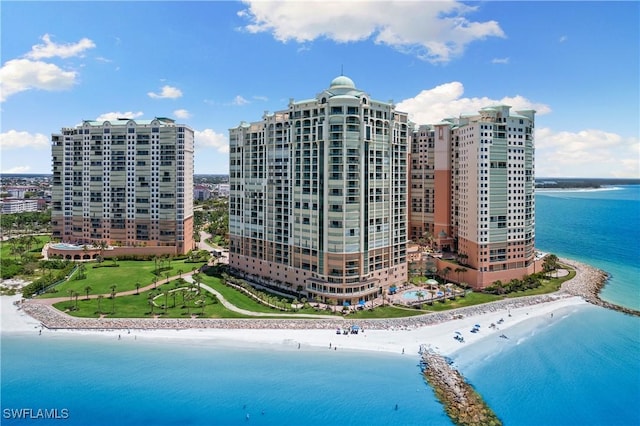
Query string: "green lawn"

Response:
xmin=48 ymin=264 xmax=577 ymax=320
xmin=40 ymin=259 xmax=206 ymax=298
xmin=505 ymin=267 xmax=576 ymax=298
xmin=53 ymin=282 xmax=248 ymax=319
xmin=414 ymin=292 xmax=503 ymax=312
xmin=0 ymin=235 xmax=49 ymax=259
xmin=200 ymin=274 xmax=299 ymax=314
xmin=342 ymin=305 xmax=425 ymax=319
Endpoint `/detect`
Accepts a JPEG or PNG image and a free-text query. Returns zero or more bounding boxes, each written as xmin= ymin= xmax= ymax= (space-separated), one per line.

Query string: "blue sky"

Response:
xmin=1 ymin=1 xmax=638 ymax=178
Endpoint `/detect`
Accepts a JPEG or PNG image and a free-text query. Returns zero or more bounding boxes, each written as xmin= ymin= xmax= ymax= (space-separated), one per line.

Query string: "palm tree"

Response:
xmin=164 ymin=291 xmax=169 ymax=314
xmin=455 ymin=267 xmax=467 ymax=284
xmin=428 ymin=288 xmax=436 ymax=302
xmin=84 ymin=285 xmax=92 ymax=300
xmin=442 ymin=266 xmax=452 ymax=282
xmin=97 ymin=240 xmax=108 ymax=262
xmin=197 ymin=296 xmax=206 ymax=315
xmin=74 ymin=291 xmax=79 ymax=311
xmin=184 ymin=292 xmax=194 ymax=315
xmin=109 ymin=285 xmax=117 ymax=313
xmin=97 ymin=295 xmax=104 ymax=314
xmin=415 ymin=291 xmax=425 ymax=303
xmin=543 ymin=254 xmax=559 ymax=277
xmin=135 ymin=282 xmax=141 ymax=295
xmin=192 ymin=273 xmax=201 ymax=293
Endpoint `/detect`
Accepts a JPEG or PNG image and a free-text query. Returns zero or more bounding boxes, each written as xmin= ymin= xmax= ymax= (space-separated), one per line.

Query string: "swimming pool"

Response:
xmin=402 ymin=290 xmax=443 ymax=300
xmin=50 ymin=243 xmax=83 ymax=250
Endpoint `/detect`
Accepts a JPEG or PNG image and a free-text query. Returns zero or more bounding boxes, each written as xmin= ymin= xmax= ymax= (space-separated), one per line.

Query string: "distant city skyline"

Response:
xmin=1 ymin=1 xmax=638 ymax=178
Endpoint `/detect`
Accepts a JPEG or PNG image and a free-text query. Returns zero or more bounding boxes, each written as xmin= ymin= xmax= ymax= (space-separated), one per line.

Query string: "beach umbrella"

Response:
xmin=351 ymin=325 xmax=360 ymax=330
xmin=426 ymin=279 xmax=438 ymax=286
xmin=475 ymin=324 xmax=481 ymax=328
xmin=455 ymin=331 xmax=462 ymax=335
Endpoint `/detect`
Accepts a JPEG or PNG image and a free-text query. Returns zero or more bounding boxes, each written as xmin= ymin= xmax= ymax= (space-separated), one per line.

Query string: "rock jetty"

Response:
xmin=559 ymin=258 xmax=640 ymax=317
xmin=21 ymin=293 xmax=566 ymax=331
xmin=420 ymin=346 xmax=502 ymax=426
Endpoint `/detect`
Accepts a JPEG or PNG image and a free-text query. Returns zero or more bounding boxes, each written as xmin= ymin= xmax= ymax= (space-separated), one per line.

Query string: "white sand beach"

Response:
xmin=1 ymin=294 xmax=587 ymax=356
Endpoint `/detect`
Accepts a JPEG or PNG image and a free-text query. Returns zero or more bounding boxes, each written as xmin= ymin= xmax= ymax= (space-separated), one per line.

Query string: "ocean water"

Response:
xmin=534 ymin=185 xmax=640 ymax=310
xmin=1 ymin=335 xmax=449 ymax=426
xmin=2 ymin=186 xmax=640 ymax=426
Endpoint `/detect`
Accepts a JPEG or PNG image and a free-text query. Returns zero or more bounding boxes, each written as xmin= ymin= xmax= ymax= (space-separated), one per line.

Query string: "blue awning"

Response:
xmin=358 ymin=300 xmax=366 ymax=306
xmin=343 ymin=301 xmax=350 ymax=307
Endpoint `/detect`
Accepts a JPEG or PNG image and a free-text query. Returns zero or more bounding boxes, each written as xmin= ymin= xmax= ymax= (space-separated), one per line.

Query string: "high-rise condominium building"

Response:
xmin=229 ymin=76 xmax=409 ymax=304
xmin=51 ymin=118 xmax=194 ymax=255
xmin=409 ymin=106 xmax=537 ymax=288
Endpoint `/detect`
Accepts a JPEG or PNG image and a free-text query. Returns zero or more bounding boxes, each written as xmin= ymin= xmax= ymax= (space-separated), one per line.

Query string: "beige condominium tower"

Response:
xmin=229 ymin=76 xmax=409 ymax=305
xmin=409 ymin=106 xmax=537 ymax=288
xmin=51 ymin=118 xmax=194 ymax=257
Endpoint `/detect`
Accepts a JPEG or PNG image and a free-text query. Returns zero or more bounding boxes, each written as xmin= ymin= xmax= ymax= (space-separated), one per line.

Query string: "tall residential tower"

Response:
xmin=229 ymin=76 xmax=409 ymax=304
xmin=51 ymin=118 xmax=194 ymax=256
xmin=409 ymin=106 xmax=537 ymax=288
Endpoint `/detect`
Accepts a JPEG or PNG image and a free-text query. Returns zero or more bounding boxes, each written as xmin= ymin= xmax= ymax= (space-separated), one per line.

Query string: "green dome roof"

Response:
xmin=330 ymin=75 xmax=355 ymax=89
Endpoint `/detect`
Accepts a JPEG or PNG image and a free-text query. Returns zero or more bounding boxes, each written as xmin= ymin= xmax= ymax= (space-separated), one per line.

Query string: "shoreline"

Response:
xmin=558 ymin=257 xmax=640 ymax=317
xmin=3 ymin=294 xmax=587 ymax=357
xmin=2 ymin=255 xmax=625 ymax=356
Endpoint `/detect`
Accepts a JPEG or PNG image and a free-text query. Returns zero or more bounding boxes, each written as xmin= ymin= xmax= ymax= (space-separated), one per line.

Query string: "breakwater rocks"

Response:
xmin=22 ymin=294 xmax=566 ymax=331
xmin=420 ymin=346 xmax=501 ymax=426
xmin=559 ymin=258 xmax=640 ymax=317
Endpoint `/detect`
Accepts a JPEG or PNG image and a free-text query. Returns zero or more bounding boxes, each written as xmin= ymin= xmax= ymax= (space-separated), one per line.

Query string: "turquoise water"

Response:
xmin=1 ymin=335 xmax=449 ymax=426
xmin=535 ymin=186 xmax=640 ymax=310
xmin=2 ymin=186 xmax=640 ymax=425
xmin=402 ymin=290 xmax=444 ymax=300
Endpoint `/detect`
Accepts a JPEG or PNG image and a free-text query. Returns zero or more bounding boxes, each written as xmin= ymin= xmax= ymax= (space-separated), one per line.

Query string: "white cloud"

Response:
xmin=232 ymin=95 xmax=250 ymax=106
xmin=491 ymin=57 xmax=509 ymax=64
xmin=148 ymin=85 xmax=183 ymax=99
xmin=1 ymin=165 xmax=32 ymax=174
xmin=173 ymin=109 xmax=191 ymax=119
xmin=396 ymin=81 xmax=551 ymax=125
xmin=195 ymin=129 xmax=229 ymax=153
xmin=238 ymin=0 xmax=505 ymax=63
xmin=0 ymin=34 xmax=94 ymax=102
xmin=535 ymin=128 xmax=639 ymax=178
xmin=253 ymin=95 xmax=269 ymax=102
xmin=95 ymin=111 xmax=144 ymax=121
xmin=0 ymin=59 xmax=77 ymax=102
xmin=0 ymin=130 xmax=50 ymax=150
xmin=26 ymin=34 xmax=95 ymax=59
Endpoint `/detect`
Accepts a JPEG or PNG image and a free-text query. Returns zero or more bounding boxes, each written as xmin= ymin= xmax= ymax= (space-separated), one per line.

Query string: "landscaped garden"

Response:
xmin=38 ymin=257 xmax=207 ymax=298
xmin=51 ymin=280 xmax=244 ymax=319
xmin=1 ymin=232 xmax=575 ymax=320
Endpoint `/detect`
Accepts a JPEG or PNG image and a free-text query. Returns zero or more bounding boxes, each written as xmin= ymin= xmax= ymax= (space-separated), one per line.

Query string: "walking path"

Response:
xmin=18 ymin=255 xmax=638 ymax=330
xmin=183 ymin=275 xmax=343 ymax=319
